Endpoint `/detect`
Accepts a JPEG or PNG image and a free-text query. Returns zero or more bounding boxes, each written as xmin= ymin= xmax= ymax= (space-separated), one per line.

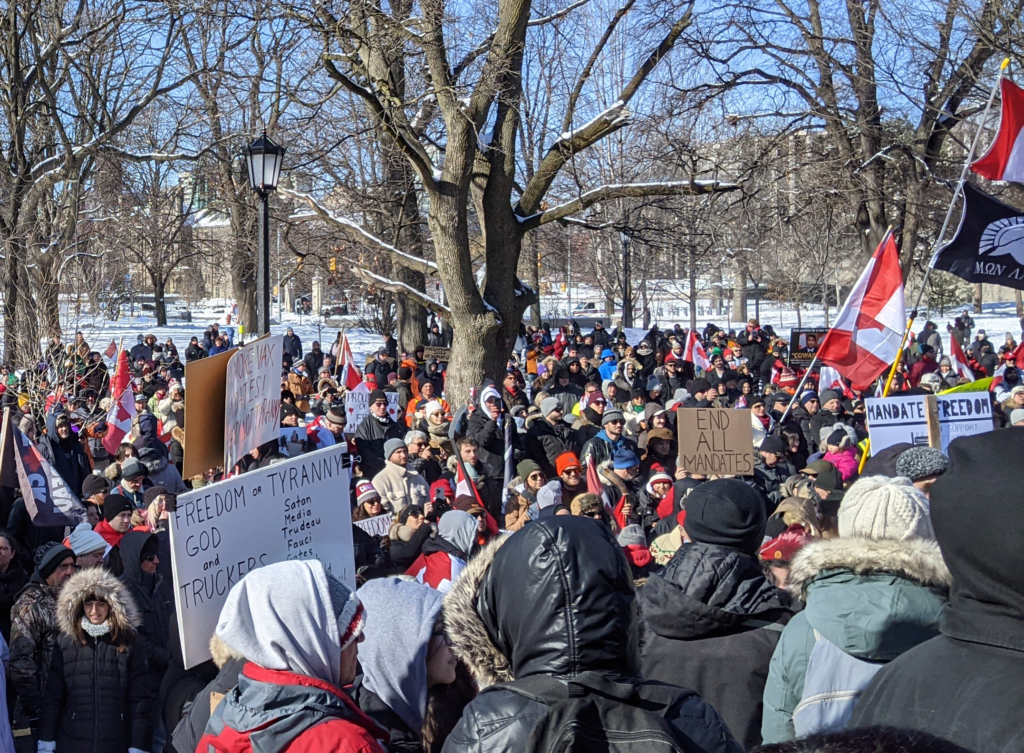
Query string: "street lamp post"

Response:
xmin=244 ymin=131 xmax=286 ymax=337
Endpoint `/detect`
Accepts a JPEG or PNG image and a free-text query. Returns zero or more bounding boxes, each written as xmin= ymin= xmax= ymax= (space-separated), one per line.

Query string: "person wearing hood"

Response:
xmin=849 ymin=429 xmax=1024 ymax=753
xmin=807 ymin=390 xmax=848 ymax=448
xmin=39 ymin=567 xmax=152 ymax=753
xmin=639 ymin=479 xmax=796 ymax=749
xmin=197 ymin=560 xmax=386 ymax=753
xmin=524 ymin=397 xmax=576 ymax=478
xmin=130 ymin=413 xmax=168 ymax=461
xmin=761 ymin=475 xmax=950 ymax=743
xmin=118 ymin=531 xmax=173 ymax=681
xmin=38 ymin=412 xmax=91 ymax=498
xmin=10 ymin=543 xmax=77 ymax=739
xmin=597 ymin=349 xmax=618 ymax=381
xmin=356 ymin=389 xmax=406 ymax=478
xmin=353 ymin=578 xmax=461 ymax=752
xmin=136 ymin=445 xmax=188 ymax=495
xmin=405 ymin=511 xmax=478 ymax=593
xmin=440 ymin=517 xmax=740 ymax=753
xmin=612 ymin=357 xmax=641 ymax=396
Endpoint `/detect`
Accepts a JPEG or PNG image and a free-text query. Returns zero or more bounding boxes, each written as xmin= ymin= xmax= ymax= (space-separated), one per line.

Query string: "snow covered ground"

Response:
xmin=44 ymin=297 xmax=1024 ymax=369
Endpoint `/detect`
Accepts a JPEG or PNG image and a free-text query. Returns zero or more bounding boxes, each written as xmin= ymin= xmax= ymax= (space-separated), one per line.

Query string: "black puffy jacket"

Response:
xmin=39 ymin=567 xmax=153 ymax=753
xmin=441 ymin=518 xmax=741 ymax=753
xmin=639 ymin=543 xmax=795 ymax=749
xmin=0 ymin=558 xmax=28 ymax=642
xmin=354 ymin=413 xmax=405 ymax=478
xmin=118 ymin=531 xmax=174 ymax=676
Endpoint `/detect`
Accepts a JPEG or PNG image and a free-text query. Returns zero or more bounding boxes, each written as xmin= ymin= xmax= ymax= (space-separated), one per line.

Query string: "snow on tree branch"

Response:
xmin=351 ymin=267 xmax=451 ymax=316
xmin=282 ymin=188 xmax=438 ymax=276
xmin=519 ymin=180 xmax=740 ymax=229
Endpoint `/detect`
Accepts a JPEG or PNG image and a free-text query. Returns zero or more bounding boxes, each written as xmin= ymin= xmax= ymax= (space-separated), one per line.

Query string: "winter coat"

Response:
xmin=808 ymin=408 xmax=847 ymax=451
xmin=184 ymin=343 xmax=205 ymax=362
xmin=9 ymin=575 xmax=61 ymax=727
xmin=197 ymin=663 xmax=387 ymax=753
xmin=751 ymin=459 xmax=791 ymax=514
xmin=524 ymin=417 xmax=574 ymax=478
xmin=751 ymin=412 xmax=775 ymax=448
xmin=639 ymin=543 xmax=796 ymax=749
xmin=171 ymin=635 xmax=246 ymax=753
xmin=38 ymin=426 xmax=91 ymax=498
xmin=138 ymin=449 xmax=188 ymax=495
xmin=371 ymin=462 xmax=430 ymax=517
xmin=823 ymin=447 xmax=859 ymax=482
xmin=388 ymin=524 xmax=432 ymax=570
xmin=579 ymin=429 xmax=638 ymax=470
xmin=118 ymin=531 xmax=174 ymax=677
xmin=286 ymin=373 xmax=314 ymax=413
xmin=303 ymin=349 xmax=325 ymax=376
xmin=464 ymin=412 xmax=508 ymax=480
xmin=761 ymin=537 xmax=950 ymax=744
xmin=440 ymin=519 xmax=741 ymax=753
xmin=156 ymin=395 xmax=184 ymax=435
xmin=0 ymin=560 xmax=28 ymax=642
xmin=282 ymin=333 xmax=303 ymax=360
xmin=39 ymin=568 xmax=153 ymax=753
xmin=355 ymin=414 xmax=406 ymax=478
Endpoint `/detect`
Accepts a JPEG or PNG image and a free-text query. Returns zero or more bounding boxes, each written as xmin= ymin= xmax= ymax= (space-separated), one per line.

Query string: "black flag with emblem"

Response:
xmin=933 ymin=182 xmax=1024 ymax=289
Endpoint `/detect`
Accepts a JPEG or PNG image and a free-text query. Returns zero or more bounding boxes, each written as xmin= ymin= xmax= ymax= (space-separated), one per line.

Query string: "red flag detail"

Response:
xmin=103 ymin=340 xmax=117 ymax=359
xmin=971 ymin=79 xmax=1024 ymax=182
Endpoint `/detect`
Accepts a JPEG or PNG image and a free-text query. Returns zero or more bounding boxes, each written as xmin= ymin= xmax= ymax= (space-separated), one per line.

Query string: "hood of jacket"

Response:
xmin=641 ymin=542 xmax=789 ymax=640
xmin=355 ymin=578 xmax=444 ymax=732
xmin=437 ymin=510 xmax=478 ymax=558
xmin=57 ymin=566 xmax=140 ymax=642
xmin=119 ymin=530 xmax=161 ymax=592
xmin=788 ymin=537 xmax=951 ymax=661
xmin=443 ymin=517 xmax=639 ymax=689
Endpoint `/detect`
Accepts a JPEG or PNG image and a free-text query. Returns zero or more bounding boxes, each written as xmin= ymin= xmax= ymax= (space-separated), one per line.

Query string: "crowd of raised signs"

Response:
xmin=0 ymin=312 xmax=1017 ymax=753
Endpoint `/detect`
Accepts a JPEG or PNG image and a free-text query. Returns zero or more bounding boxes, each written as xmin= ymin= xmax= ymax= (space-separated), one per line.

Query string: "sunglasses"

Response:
xmin=561 ymin=468 xmax=581 ymax=476
xmin=142 ymin=554 xmax=158 ymax=563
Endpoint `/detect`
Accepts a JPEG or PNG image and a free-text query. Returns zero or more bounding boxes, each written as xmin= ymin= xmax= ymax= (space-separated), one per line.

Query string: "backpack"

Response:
xmin=492 ymin=671 xmax=698 ymax=752
xmin=792 ymin=629 xmax=885 ymax=738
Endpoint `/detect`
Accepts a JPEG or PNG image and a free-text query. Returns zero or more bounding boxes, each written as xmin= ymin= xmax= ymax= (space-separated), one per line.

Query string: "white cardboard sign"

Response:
xmin=223 ymin=335 xmax=283 ymax=471
xmin=344 ymin=382 xmax=401 ymax=426
xmin=169 ymin=444 xmax=354 ymax=669
xmin=353 ymin=513 xmax=393 ymax=537
xmin=865 ymin=393 xmax=992 ymax=452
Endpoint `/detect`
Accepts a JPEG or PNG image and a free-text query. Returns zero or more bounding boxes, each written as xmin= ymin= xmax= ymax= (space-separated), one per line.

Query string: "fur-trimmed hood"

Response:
xmin=787 ymin=536 xmax=950 ymax=661
xmin=788 ymin=536 xmax=951 ymax=599
xmin=443 ymin=517 xmax=640 ymax=689
xmin=57 ymin=567 xmax=140 ymax=644
xmin=210 ymin=633 xmax=245 ymax=669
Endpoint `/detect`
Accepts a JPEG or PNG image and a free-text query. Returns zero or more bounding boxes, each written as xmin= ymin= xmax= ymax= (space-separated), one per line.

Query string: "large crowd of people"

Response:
xmin=0 ymin=311 xmax=1018 ymax=753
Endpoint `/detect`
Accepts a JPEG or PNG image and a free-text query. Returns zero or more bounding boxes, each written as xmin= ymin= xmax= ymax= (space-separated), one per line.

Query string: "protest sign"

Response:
xmin=169 ymin=443 xmax=354 ymax=669
xmin=677 ymin=408 xmax=756 ymax=476
xmin=344 ymin=381 xmax=401 ymax=426
xmin=422 ymin=346 xmax=451 ymax=361
xmin=354 ymin=513 xmax=393 ymax=537
xmin=865 ymin=394 xmax=993 ymax=452
xmin=183 ymin=348 xmax=236 ymax=479
xmin=224 ymin=335 xmax=283 ymax=472
xmin=789 ymin=328 xmax=829 ymax=365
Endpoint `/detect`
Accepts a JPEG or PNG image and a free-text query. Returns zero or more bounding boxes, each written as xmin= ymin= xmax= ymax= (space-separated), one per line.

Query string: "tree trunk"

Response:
xmin=233 ymin=255 xmax=257 ymax=335
xmin=153 ymin=275 xmax=167 ymax=326
xmin=39 ymin=281 xmax=61 ymax=344
xmin=732 ymin=265 xmax=747 ymax=324
xmin=973 ymin=283 xmax=983 ymax=314
xmin=520 ymin=233 xmax=541 ymax=325
xmin=1015 ymin=289 xmax=1022 ymax=319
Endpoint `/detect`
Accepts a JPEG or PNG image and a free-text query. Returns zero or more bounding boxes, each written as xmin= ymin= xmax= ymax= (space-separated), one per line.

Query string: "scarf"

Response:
xmin=81 ymin=616 xmax=111 ymax=638
xmin=94 ymin=518 xmax=125 ymax=548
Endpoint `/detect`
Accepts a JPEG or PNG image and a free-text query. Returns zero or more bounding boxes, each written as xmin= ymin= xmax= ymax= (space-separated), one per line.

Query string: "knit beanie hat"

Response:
xmin=66 ymin=526 xmax=108 ymax=556
xmin=837 ymin=475 xmax=934 ymax=541
xmin=540 ymin=397 xmax=561 ymax=416
xmin=423 ymin=400 xmax=444 ymax=417
xmin=82 ymin=474 xmax=110 ymax=498
xmin=611 ymin=448 xmax=639 ymax=469
xmin=819 ymin=389 xmax=840 ymax=406
xmin=324 ymin=571 xmax=366 ymax=651
xmin=356 ymin=481 xmax=379 ymax=505
xmin=683 ymin=479 xmax=766 ymax=555
xmin=369 ymin=389 xmax=388 ymax=405
xmin=103 ymin=494 xmax=134 ymax=522
xmin=517 ymin=459 xmax=542 ymax=479
xmin=143 ymin=486 xmax=168 ymax=507
xmin=616 ymin=524 xmax=647 ymax=548
xmin=120 ymin=458 xmax=145 ymax=481
xmin=800 ymin=391 xmax=819 ymax=405
xmin=384 ymin=438 xmax=406 ymax=461
xmin=602 ymin=409 xmax=625 ymax=426
xmin=895 ymin=447 xmax=950 ymax=481
xmin=555 ymin=452 xmax=581 ymax=476
xmin=35 ymin=543 xmax=75 ymax=580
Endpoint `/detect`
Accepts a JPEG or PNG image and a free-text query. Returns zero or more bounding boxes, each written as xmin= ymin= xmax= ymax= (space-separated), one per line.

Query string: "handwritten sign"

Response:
xmin=354 ymin=513 xmax=393 ymax=537
xmin=344 ymin=381 xmax=401 ymax=426
xmin=183 ymin=348 xmax=236 ymax=479
xmin=169 ymin=444 xmax=354 ymax=669
xmin=223 ymin=335 xmax=283 ymax=472
xmin=422 ymin=346 xmax=451 ymax=362
xmin=866 ymin=394 xmax=992 ymax=452
xmin=676 ymin=407 xmax=756 ymax=476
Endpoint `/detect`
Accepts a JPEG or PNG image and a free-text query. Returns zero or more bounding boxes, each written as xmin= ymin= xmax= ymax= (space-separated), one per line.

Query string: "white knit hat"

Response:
xmin=838 ymin=476 xmax=934 ymax=542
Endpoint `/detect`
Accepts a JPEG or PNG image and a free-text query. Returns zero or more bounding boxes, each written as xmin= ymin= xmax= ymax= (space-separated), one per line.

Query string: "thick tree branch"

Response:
xmin=351 ymin=268 xmax=451 ymax=316
xmin=518 ymin=180 xmax=740 ymax=230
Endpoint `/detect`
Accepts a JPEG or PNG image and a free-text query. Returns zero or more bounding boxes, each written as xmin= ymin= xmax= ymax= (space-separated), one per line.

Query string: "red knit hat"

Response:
xmin=430 ymin=479 xmax=454 ymax=501
xmin=555 ymin=452 xmax=582 ymax=476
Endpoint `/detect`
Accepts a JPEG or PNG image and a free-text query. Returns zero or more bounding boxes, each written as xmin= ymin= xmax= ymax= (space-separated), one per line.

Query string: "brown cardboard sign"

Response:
xmin=422 ymin=346 xmax=451 ymax=361
xmin=677 ymin=407 xmax=756 ymax=476
xmin=182 ymin=348 xmax=236 ymax=479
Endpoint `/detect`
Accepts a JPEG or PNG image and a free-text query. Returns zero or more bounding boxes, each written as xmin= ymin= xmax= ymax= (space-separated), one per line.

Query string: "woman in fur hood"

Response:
xmin=39 ymin=567 xmax=153 ymax=753
xmin=761 ymin=476 xmax=951 ymax=744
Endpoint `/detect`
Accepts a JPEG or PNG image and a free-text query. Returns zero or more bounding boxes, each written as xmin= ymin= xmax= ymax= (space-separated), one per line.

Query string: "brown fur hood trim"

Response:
xmin=788 ymin=536 xmax=951 ymax=600
xmin=209 ymin=633 xmax=245 ymax=668
xmin=57 ymin=567 xmax=140 ymax=641
xmin=442 ymin=535 xmax=511 ymax=689
xmin=171 ymin=426 xmax=185 ymax=447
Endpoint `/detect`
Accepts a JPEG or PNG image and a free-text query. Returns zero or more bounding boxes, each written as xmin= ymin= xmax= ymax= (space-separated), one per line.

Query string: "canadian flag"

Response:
xmin=339 ymin=334 xmax=363 ymax=391
xmin=102 ymin=348 xmax=137 ymax=455
xmin=948 ymin=335 xmax=975 ymax=383
xmin=818 ymin=365 xmax=855 ymax=399
xmin=971 ymin=78 xmax=1024 ymax=182
xmin=816 ymin=231 xmax=906 ymax=390
xmin=683 ymin=329 xmax=711 ymax=372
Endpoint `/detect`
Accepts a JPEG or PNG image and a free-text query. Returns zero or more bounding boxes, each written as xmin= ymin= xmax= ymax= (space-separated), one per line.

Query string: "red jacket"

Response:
xmin=908 ymin=357 xmax=939 ymax=387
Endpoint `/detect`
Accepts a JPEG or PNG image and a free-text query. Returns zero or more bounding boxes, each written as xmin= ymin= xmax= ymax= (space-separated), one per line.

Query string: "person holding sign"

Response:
xmin=197 ymin=560 xmax=384 ymax=753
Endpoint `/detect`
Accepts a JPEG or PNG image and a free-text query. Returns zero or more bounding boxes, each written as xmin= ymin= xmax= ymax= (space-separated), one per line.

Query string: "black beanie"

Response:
xmin=103 ymin=494 xmax=134 ymax=522
xmin=369 ymin=389 xmax=387 ymax=405
xmin=683 ymin=478 xmax=766 ymax=555
xmin=35 ymin=543 xmax=74 ymax=580
xmin=143 ymin=486 xmax=168 ymax=507
xmin=930 ymin=429 xmax=1024 ymax=637
xmin=82 ymin=474 xmax=109 ymax=498
xmin=398 ymin=366 xmax=412 ymax=380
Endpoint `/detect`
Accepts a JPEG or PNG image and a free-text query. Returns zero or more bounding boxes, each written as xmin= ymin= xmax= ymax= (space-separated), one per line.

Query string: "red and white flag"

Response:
xmin=818 ymin=365 xmax=855 ymax=399
xmin=103 ymin=340 xmax=117 ymax=359
xmin=948 ymin=335 xmax=975 ymax=383
xmin=339 ymin=334 xmax=363 ymax=391
xmin=102 ymin=348 xmax=137 ymax=455
xmin=816 ymin=231 xmax=906 ymax=390
xmin=683 ymin=329 xmax=711 ymax=372
xmin=971 ymin=78 xmax=1024 ymax=182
